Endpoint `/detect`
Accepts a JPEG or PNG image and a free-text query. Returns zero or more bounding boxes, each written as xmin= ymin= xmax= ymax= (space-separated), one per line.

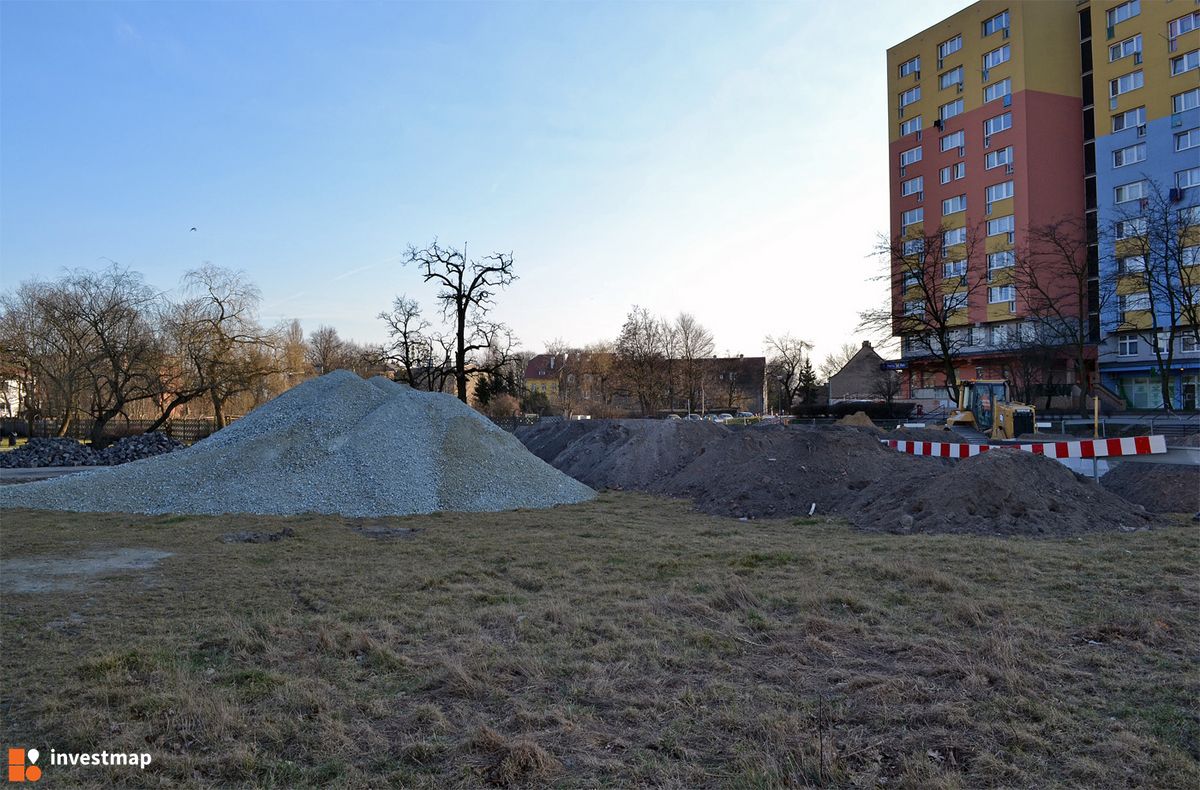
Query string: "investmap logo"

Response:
xmin=7 ymin=746 xmax=152 ymax=782
xmin=6 ymin=749 xmax=40 ymax=783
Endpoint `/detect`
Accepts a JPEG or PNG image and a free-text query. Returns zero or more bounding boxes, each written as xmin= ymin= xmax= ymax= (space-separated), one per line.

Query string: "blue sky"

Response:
xmin=1 ymin=0 xmax=965 ymax=362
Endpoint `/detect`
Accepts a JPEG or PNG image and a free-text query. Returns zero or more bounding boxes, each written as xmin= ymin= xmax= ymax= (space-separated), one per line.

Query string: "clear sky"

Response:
xmin=0 ymin=0 xmax=966 ymax=363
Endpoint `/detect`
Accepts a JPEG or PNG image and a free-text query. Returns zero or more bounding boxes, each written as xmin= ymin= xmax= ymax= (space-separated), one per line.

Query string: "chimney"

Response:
xmin=862 ymin=340 xmax=872 ymax=349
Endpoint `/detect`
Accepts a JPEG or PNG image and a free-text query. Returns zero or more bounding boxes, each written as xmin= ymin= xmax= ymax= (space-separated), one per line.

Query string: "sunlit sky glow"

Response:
xmin=1 ymin=0 xmax=966 ymax=362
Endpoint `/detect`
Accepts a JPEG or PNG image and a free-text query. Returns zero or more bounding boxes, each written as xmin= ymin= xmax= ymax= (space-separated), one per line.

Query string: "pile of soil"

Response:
xmin=836 ymin=411 xmax=876 ymax=427
xmin=1100 ymin=434 xmax=1200 ymax=514
xmin=518 ymin=419 xmax=1162 ymax=535
xmin=849 ymin=449 xmax=1155 ymax=535
xmin=888 ymin=426 xmax=958 ymax=443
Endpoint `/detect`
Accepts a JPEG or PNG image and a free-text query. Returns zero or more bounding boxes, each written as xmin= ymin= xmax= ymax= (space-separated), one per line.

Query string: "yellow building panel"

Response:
xmin=986 ymin=302 xmax=1017 ymax=322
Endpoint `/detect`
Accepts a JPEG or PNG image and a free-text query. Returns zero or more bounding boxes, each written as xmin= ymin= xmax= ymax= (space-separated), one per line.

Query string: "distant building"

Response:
xmin=827 ymin=341 xmax=887 ymax=401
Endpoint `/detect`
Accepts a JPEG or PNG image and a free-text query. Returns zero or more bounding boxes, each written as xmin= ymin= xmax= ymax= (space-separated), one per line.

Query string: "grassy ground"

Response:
xmin=1 ymin=493 xmax=1197 ymax=788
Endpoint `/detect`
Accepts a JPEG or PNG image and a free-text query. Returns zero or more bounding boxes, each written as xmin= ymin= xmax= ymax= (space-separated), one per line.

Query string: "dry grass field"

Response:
xmin=1 ymin=493 xmax=1197 ymax=788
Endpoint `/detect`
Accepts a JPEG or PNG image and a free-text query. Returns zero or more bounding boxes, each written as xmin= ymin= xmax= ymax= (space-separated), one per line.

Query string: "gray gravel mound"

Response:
xmin=0 ymin=371 xmax=595 ymax=516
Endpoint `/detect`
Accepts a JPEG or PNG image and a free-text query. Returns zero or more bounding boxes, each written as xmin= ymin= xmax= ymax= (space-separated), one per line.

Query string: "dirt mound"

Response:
xmin=1 ymin=372 xmax=595 ymax=516
xmin=850 ymin=449 xmax=1156 ymax=535
xmin=889 ymin=426 xmax=958 ymax=442
xmin=836 ymin=411 xmax=876 ymax=427
xmin=1100 ymin=434 xmax=1200 ymax=514
xmin=655 ymin=424 xmax=945 ymax=518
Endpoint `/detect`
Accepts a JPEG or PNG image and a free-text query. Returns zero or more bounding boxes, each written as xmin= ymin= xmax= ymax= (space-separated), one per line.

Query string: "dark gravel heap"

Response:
xmin=0 ymin=438 xmax=100 ymax=468
xmin=0 ymin=434 xmax=185 ymax=469
xmin=96 ymin=433 xmax=185 ymax=465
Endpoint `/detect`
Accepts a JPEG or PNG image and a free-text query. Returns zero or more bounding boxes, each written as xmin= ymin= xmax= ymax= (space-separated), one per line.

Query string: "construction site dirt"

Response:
xmin=516 ymin=419 xmax=1181 ymax=536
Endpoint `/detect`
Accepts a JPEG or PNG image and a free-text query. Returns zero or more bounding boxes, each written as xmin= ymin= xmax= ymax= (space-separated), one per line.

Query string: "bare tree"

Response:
xmin=404 ymin=240 xmax=517 ymax=403
xmin=763 ymin=333 xmax=812 ymax=411
xmin=1106 ymin=182 xmax=1199 ymax=411
xmin=307 ymin=325 xmax=346 ymax=375
xmin=817 ymin=343 xmax=859 ymax=383
xmin=1010 ymin=216 xmax=1096 ymax=412
xmin=674 ymin=313 xmax=715 ymax=412
xmin=859 ymin=222 xmax=987 ymax=403
xmin=378 ymin=296 xmax=432 ymax=387
xmin=615 ymin=305 xmax=668 ymax=416
xmin=872 ymin=369 xmax=903 ymax=412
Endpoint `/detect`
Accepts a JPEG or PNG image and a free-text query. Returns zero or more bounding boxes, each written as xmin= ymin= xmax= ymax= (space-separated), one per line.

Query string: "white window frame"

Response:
xmin=1173 ymin=88 xmax=1200 ymax=114
xmin=900 ymin=146 xmax=922 ymax=167
xmin=903 ymin=300 xmax=923 ymax=317
xmin=1109 ymin=34 xmax=1142 ymax=62
xmin=1177 ymin=167 xmax=1200 ymax=190
xmin=1171 ymin=50 xmax=1199 ymax=77
xmin=1117 ymin=336 xmax=1139 ymax=357
xmin=1182 ymin=335 xmax=1200 ymax=354
xmin=988 ymin=285 xmax=1015 ymax=304
xmin=944 ymin=259 xmax=967 ymax=278
xmin=989 ymin=323 xmax=1013 ymax=346
xmin=1107 ymin=0 xmax=1140 ymax=28
xmin=943 ymin=291 xmax=968 ymax=312
xmin=1176 ymin=128 xmax=1199 ymax=152
xmin=901 ymin=208 xmax=924 ymax=230
xmin=1184 ymin=245 xmax=1200 ymax=268
xmin=1170 ymin=11 xmax=1199 ymax=39
xmin=987 ymin=215 xmax=1014 ymax=237
xmin=1118 ymin=254 xmax=1146 ymax=274
xmin=982 ymin=44 xmax=1010 ymax=70
xmin=902 ymin=270 xmax=921 ymax=289
xmin=939 ymin=130 xmax=965 ymax=152
xmin=1120 ymin=292 xmax=1151 ymax=312
xmin=1112 ymin=142 xmax=1146 ymax=168
xmin=984 ymin=112 xmax=1012 ymax=136
xmin=943 ymin=226 xmax=967 ymax=247
xmin=901 ymin=176 xmax=924 ymax=197
xmin=900 ymin=116 xmax=922 ymax=136
xmin=939 ymin=99 xmax=963 ymax=122
xmin=939 ymin=66 xmax=964 ymax=90
xmin=985 ymin=180 xmax=1014 ymax=204
xmin=985 ymin=146 xmax=1014 ymax=170
xmin=938 ymin=35 xmax=962 ymax=60
xmin=987 ymin=250 xmax=1014 ymax=271
xmin=982 ymin=11 xmax=1009 ymax=37
xmin=902 ymin=238 xmax=925 ymax=256
xmin=1114 ymin=180 xmax=1147 ymax=204
xmin=1110 ymin=70 xmax=1144 ymax=98
xmin=942 ymin=195 xmax=967 ymax=215
xmin=1112 ymin=106 xmax=1146 ymax=132
xmin=899 ymin=86 xmax=921 ymax=107
xmin=898 ymin=56 xmax=921 ymax=78
xmin=1115 ymin=217 xmax=1147 ymax=239
xmin=983 ymin=78 xmax=1012 ymax=103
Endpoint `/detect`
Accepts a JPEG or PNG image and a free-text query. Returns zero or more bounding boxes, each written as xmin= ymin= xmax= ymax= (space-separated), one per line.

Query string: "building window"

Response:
xmin=1114 ymin=180 xmax=1147 ymax=203
xmin=1109 ymin=34 xmax=1142 ymax=62
xmin=1182 ymin=336 xmax=1200 ymax=354
xmin=942 ymin=195 xmax=967 ymax=215
xmin=898 ymin=56 xmax=921 ymax=78
xmin=1118 ymin=254 xmax=1146 ymax=274
xmin=899 ymin=86 xmax=921 ymax=107
xmin=938 ymin=162 xmax=965 ymax=184
xmin=901 ymin=175 xmax=924 ymax=196
xmin=1171 ymin=50 xmax=1199 ymax=76
xmin=943 ymin=226 xmax=967 ymax=247
xmin=902 ymin=238 xmax=925 ymax=255
xmin=982 ymin=44 xmax=1011 ymax=70
xmin=982 ymin=11 xmax=1009 ymax=37
xmin=1107 ymin=0 xmax=1140 ymax=28
xmin=901 ymin=207 xmax=924 ymax=230
xmin=985 ymin=180 xmax=1014 ymax=204
xmin=1176 ymin=128 xmax=1199 ymax=152
xmin=938 ymin=35 xmax=962 ymax=60
xmin=1169 ymin=11 xmax=1200 ymax=39
xmin=1119 ymin=292 xmax=1151 ymax=313
xmin=1182 ymin=206 xmax=1200 ymax=227
xmin=1173 ymin=88 xmax=1200 ymax=114
xmin=987 ymin=215 xmax=1014 ymax=237
xmin=1118 ymin=336 xmax=1139 ymax=356
xmin=987 ymin=250 xmax=1014 ymax=271
xmin=904 ymin=300 xmax=923 ymax=317
xmin=1112 ymin=142 xmax=1146 ymax=167
xmin=988 ymin=285 xmax=1016 ymax=303
xmin=944 ymin=291 xmax=967 ymax=312
xmin=983 ymin=77 xmax=1012 ymax=103
xmin=1184 ymin=245 xmax=1200 ymax=268
xmin=939 ymin=66 xmax=964 ymax=90
xmin=902 ymin=270 xmax=920 ymax=290
xmin=989 ymin=323 xmax=1013 ymax=346
xmin=1110 ymin=70 xmax=1144 ymax=97
xmin=900 ymin=146 xmax=922 ymax=167
xmin=1112 ymin=106 xmax=1146 ymax=132
xmin=944 ymin=259 xmax=967 ymax=278
xmin=940 ymin=130 xmax=965 ymax=152
xmin=984 ymin=112 xmax=1012 ymax=136
xmin=900 ymin=116 xmax=922 ymax=136
xmin=985 ymin=146 xmax=1014 ymax=170
xmin=939 ymin=99 xmax=963 ymax=122
xmin=1177 ymin=167 xmax=1200 ymax=190
xmin=1115 ymin=217 xmax=1147 ymax=239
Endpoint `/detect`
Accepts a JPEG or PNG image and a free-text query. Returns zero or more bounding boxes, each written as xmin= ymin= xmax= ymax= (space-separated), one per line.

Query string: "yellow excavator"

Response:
xmin=945 ymin=379 xmax=1036 ymax=440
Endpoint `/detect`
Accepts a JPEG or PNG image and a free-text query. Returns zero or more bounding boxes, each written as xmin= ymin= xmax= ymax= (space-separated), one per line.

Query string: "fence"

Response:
xmin=0 ymin=416 xmax=242 ymax=445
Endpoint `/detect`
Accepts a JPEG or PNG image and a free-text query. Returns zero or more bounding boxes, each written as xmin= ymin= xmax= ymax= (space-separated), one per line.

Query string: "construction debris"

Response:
xmin=0 ymin=371 xmax=595 ymax=516
xmin=0 ymin=434 xmax=184 ymax=469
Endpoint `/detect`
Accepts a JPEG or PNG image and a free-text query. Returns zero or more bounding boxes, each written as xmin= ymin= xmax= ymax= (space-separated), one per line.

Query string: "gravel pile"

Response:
xmin=1 ymin=371 xmax=595 ymax=516
xmin=0 ymin=438 xmax=100 ymax=468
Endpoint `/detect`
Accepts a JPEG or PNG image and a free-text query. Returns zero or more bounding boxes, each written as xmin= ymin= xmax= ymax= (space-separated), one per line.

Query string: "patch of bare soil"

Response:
xmin=0 ymin=548 xmax=173 ymax=593
xmin=850 ymin=450 xmax=1156 ymax=535
xmin=1100 ymin=434 xmax=1200 ymax=514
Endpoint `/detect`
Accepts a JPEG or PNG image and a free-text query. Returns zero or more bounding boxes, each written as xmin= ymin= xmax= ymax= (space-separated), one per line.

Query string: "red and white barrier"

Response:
xmin=883 ymin=435 xmax=1168 ymax=459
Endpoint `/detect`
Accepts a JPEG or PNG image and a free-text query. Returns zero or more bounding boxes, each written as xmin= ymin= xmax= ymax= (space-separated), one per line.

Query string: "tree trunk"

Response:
xmin=212 ymin=392 xmax=227 ymax=428
xmin=456 ymin=309 xmax=468 ymax=403
xmin=56 ymin=411 xmax=72 ymax=438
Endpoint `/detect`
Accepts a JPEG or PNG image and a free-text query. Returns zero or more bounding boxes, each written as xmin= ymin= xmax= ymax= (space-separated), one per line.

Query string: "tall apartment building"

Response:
xmin=1085 ymin=0 xmax=1200 ymax=409
xmin=886 ymin=0 xmax=1199 ymax=410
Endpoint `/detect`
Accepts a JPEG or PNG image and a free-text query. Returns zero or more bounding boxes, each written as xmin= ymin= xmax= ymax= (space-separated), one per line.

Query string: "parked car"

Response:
xmin=666 ymin=414 xmax=682 ymax=420
xmin=736 ymin=411 xmax=754 ymax=418
xmin=684 ymin=414 xmax=703 ymax=422
xmin=714 ymin=413 xmax=734 ymax=423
